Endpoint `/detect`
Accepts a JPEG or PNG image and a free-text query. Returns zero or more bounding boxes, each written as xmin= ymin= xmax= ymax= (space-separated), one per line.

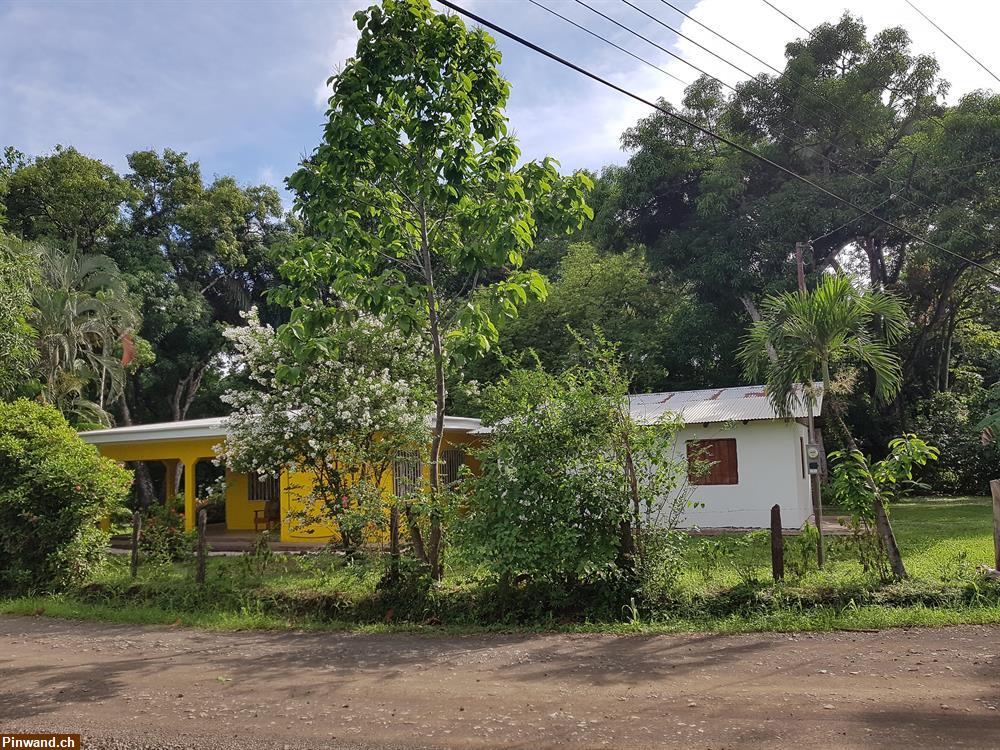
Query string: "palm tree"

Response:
xmin=32 ymin=246 xmax=140 ymax=426
xmin=739 ymin=273 xmax=909 ymax=579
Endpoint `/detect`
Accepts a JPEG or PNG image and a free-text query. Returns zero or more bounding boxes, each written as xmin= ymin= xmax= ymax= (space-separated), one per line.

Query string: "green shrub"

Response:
xmin=463 ymin=337 xmax=690 ymax=595
xmin=139 ymin=498 xmax=196 ymax=565
xmin=0 ymin=399 xmax=131 ymax=593
xmin=912 ymin=389 xmax=999 ymax=495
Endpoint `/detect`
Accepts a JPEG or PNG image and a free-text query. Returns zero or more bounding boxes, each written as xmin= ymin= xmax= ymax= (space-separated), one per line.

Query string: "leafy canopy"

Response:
xmin=0 ymin=232 xmax=39 ymax=399
xmin=278 ymin=0 xmax=592 ymax=364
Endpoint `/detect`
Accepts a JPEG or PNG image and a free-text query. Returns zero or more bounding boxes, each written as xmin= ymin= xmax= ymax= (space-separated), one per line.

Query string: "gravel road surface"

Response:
xmin=2 ymin=616 xmax=998 ymax=748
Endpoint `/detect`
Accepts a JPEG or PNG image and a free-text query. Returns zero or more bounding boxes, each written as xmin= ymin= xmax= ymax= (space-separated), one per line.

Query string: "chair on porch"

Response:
xmin=253 ymin=498 xmax=280 ymax=533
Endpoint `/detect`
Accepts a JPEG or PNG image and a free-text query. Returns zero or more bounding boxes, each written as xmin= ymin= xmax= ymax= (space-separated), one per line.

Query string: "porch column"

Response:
xmin=163 ymin=459 xmax=179 ymax=502
xmin=182 ymin=458 xmax=197 ymax=532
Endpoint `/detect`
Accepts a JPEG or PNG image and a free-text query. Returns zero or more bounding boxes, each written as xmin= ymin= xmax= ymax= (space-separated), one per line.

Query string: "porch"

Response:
xmin=78 ymin=417 xmax=272 ymax=535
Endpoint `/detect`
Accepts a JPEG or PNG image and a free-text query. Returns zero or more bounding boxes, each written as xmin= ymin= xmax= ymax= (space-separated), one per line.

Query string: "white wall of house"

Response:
xmin=658 ymin=420 xmax=813 ymax=529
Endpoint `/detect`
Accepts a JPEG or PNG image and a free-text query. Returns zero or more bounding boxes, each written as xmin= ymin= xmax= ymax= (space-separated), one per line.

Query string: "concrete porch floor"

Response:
xmin=110 ymin=522 xmax=326 ymax=554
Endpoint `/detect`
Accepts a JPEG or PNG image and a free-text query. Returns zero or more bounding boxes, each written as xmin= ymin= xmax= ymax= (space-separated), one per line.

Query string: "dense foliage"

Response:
xmin=0 ymin=399 xmax=131 ymax=593
xmin=0 ymin=232 xmax=38 ymax=399
xmin=280 ymin=0 xmax=592 ymax=577
xmin=465 ymin=339 xmax=692 ymax=596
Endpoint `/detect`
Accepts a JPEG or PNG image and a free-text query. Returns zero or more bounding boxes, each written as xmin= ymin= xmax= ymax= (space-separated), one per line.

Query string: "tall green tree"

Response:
xmin=279 ymin=0 xmax=591 ymax=577
xmin=739 ymin=273 xmax=909 ymax=578
xmin=0 ymin=232 xmax=39 ymax=399
xmin=469 ymin=242 xmax=737 ymax=396
xmin=4 ymin=146 xmax=135 ymax=251
xmin=116 ymin=150 xmax=291 ymax=426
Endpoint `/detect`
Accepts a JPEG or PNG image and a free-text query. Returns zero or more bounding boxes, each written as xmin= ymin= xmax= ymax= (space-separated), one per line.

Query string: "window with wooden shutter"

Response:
xmin=686 ymin=438 xmax=739 ymax=485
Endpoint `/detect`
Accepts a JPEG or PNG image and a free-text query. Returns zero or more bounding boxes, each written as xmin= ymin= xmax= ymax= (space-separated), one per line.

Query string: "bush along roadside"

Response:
xmin=60 ymin=562 xmax=1000 ymax=630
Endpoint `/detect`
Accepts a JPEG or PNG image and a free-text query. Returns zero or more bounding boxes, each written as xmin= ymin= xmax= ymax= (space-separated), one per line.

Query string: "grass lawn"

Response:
xmin=3 ymin=496 xmax=999 ymax=634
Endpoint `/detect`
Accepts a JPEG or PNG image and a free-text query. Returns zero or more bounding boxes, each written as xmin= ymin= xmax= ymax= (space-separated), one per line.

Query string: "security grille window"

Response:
xmin=440 ymin=448 xmax=466 ymax=485
xmin=249 ymin=474 xmax=281 ymax=502
xmin=393 ymin=452 xmax=422 ymax=497
xmin=686 ymin=438 xmax=739 ymax=485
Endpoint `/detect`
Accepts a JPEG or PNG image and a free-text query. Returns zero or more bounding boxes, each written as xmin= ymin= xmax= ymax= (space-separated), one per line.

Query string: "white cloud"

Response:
xmin=312 ymin=2 xmax=368 ymax=110
xmin=475 ymin=0 xmax=1000 ymax=173
xmin=2 ymin=0 xmax=997 ymax=188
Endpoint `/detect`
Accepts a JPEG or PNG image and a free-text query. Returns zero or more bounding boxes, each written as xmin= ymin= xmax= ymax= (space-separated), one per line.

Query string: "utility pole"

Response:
xmin=795 ymin=241 xmax=807 ymax=293
xmin=796 ymin=242 xmax=825 ymax=568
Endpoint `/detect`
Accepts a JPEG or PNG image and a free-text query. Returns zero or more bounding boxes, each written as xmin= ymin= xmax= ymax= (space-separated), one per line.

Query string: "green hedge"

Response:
xmin=0 ymin=399 xmax=131 ymax=593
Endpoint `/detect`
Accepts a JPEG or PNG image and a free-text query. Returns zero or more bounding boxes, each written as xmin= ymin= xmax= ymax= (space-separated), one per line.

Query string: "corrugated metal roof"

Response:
xmin=629 ymin=383 xmax=823 ymax=425
xmin=79 ymin=414 xmax=482 ymax=445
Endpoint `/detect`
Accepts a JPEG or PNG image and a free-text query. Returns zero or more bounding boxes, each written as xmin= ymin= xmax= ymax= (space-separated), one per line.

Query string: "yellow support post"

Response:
xmin=183 ymin=458 xmax=197 ymax=532
xmin=164 ymin=459 xmax=179 ymax=502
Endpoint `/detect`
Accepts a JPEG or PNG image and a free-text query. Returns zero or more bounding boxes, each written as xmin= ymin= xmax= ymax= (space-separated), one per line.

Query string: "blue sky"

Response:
xmin=1 ymin=0 xmax=997 ymax=205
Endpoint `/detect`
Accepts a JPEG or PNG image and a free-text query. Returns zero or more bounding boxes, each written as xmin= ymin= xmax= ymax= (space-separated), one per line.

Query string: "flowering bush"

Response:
xmin=216 ymin=308 xmax=432 ymax=550
xmin=139 ymin=497 xmax=195 ymax=565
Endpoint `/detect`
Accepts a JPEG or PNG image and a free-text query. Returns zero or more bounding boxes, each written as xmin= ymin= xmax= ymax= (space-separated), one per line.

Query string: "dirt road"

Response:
xmin=2 ymin=616 xmax=998 ymax=749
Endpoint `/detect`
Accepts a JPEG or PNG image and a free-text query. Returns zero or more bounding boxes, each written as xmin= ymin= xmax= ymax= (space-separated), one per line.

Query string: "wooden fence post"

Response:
xmin=196 ymin=508 xmax=207 ymax=585
xmin=771 ymin=504 xmax=784 ymax=582
xmin=130 ymin=511 xmax=142 ymax=579
xmin=991 ymin=480 xmax=1000 ymax=571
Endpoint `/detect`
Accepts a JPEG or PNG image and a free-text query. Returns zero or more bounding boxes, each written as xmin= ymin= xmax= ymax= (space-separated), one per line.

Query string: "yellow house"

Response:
xmin=79 ymin=415 xmax=482 ymax=544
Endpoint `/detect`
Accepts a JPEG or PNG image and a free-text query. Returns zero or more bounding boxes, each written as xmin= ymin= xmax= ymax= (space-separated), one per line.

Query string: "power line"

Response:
xmin=755 ymin=0 xmax=951 ymax=133
xmin=933 ymin=157 xmax=1000 ymax=173
xmin=573 ymin=0 xmax=735 ymax=92
xmin=526 ymin=0 xmax=688 ymax=86
xmin=562 ymin=0 xmax=991 ymax=250
xmin=758 ymin=0 xmax=811 ymax=36
xmin=657 ymin=0 xmax=782 ymax=75
xmin=904 ymin=0 xmax=1000 ymax=86
xmin=608 ymin=0 xmax=945 ymax=216
xmin=809 ymin=194 xmax=898 ymax=245
xmin=566 ymin=0 xmax=939 ymax=219
xmin=618 ymin=0 xmax=760 ymax=82
xmin=616 ymin=0 xmax=993 ymax=258
xmin=435 ymin=0 xmax=1000 ymax=280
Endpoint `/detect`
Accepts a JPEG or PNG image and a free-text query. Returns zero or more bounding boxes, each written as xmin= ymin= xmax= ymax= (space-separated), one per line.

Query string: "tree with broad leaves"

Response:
xmin=739 ymin=273 xmax=910 ymax=578
xmin=0 ymin=232 xmax=38 ymax=399
xmin=277 ymin=0 xmax=592 ymax=578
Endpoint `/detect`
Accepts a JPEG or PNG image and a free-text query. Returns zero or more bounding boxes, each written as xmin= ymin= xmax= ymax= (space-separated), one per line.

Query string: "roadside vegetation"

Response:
xmin=3 ymin=0 xmax=1000 ymax=636
xmin=3 ymin=497 xmax=998 ymax=634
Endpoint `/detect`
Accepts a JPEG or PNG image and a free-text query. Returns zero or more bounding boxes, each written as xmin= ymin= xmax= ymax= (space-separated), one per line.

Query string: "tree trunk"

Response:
xmin=942 ymin=307 xmax=958 ymax=391
xmin=621 ymin=426 xmax=641 ymax=568
xmin=740 ymin=295 xmax=777 ymax=363
xmin=426 ymin=308 xmax=446 ymax=580
xmin=403 ymin=503 xmax=427 ymax=562
xmin=420 ymin=209 xmax=446 ymax=580
xmin=120 ymin=391 xmax=157 ymax=509
xmin=172 ymin=362 xmax=209 ymax=422
xmin=389 ymin=504 xmax=400 ymax=580
xmin=873 ymin=494 xmax=907 ymax=580
xmin=831 ymin=406 xmax=907 ymax=579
